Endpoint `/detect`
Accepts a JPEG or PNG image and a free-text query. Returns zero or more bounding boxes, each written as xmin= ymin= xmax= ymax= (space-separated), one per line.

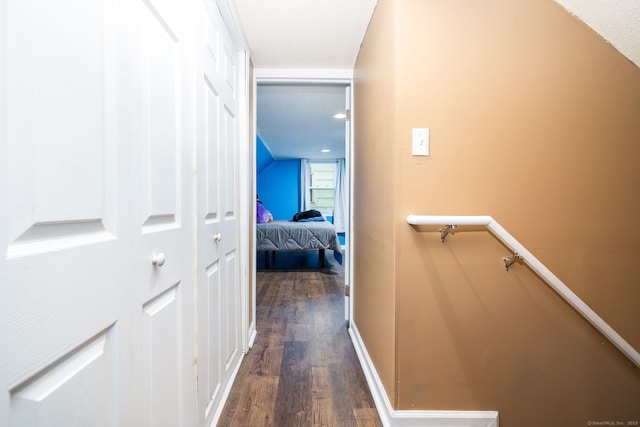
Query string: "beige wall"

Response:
xmin=354 ymin=0 xmax=640 ymax=424
xmin=353 ymin=0 xmax=398 ymax=403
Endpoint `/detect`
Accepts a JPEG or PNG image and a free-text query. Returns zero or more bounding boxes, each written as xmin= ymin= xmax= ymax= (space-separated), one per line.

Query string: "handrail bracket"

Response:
xmin=503 ymin=252 xmax=523 ymax=271
xmin=439 ymin=225 xmax=457 ymax=243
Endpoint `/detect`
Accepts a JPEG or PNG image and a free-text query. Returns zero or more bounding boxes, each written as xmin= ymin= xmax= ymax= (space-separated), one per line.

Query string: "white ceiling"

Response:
xmin=233 ymin=0 xmax=377 ymax=69
xmin=232 ymin=0 xmax=377 ymax=160
xmin=257 ymin=84 xmax=348 ymax=160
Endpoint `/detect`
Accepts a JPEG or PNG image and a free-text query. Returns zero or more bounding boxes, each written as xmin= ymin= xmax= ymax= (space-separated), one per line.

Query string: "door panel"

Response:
xmin=222 ymin=251 xmax=239 ymax=371
xmin=204 ymin=78 xmax=221 ymax=222
xmin=5 ymin=0 xmax=111 ymax=245
xmin=10 ymin=330 xmax=114 ymax=427
xmin=2 ymin=0 xmax=197 ymax=425
xmin=4 ymin=5 xmax=124 ymax=424
xmin=142 ymin=284 xmax=182 ymax=427
xmin=223 ymin=106 xmax=237 ymax=218
xmin=134 ymin=0 xmax=196 ymax=425
xmin=140 ymin=0 xmax=180 ymax=230
xmin=196 ymin=2 xmax=242 ymax=425
xmin=204 ymin=261 xmax=222 ymax=420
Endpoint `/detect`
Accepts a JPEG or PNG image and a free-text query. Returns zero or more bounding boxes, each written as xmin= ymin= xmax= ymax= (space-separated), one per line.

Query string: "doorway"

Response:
xmin=251 ymin=71 xmax=354 ymax=331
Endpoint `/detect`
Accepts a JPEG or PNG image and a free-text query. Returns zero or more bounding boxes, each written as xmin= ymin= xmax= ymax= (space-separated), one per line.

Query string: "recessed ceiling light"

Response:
xmin=321 ymin=149 xmax=331 ymax=153
xmin=332 ymin=113 xmax=347 ymax=119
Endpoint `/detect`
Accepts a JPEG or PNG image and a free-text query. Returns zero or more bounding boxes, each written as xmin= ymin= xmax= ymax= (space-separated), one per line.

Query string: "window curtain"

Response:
xmin=333 ymin=159 xmax=346 ymax=233
xmin=300 ymin=159 xmax=311 ymax=212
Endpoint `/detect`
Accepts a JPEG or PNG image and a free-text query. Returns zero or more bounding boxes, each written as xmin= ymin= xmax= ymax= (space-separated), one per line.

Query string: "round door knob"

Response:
xmin=152 ymin=253 xmax=166 ymax=267
xmin=213 ymin=233 xmax=222 ymax=242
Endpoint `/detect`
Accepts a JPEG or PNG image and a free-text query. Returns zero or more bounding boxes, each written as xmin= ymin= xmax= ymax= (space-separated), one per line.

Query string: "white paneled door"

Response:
xmin=130 ymin=0 xmax=197 ymax=425
xmin=1 ymin=0 xmax=202 ymax=425
xmin=196 ymin=2 xmax=244 ymax=425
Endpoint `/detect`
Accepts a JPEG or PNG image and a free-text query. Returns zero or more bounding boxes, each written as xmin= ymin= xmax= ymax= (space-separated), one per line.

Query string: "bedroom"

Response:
xmin=255 ymin=82 xmax=350 ymax=274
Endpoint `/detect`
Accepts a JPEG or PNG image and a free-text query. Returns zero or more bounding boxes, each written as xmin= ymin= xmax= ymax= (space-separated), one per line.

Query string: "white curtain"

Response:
xmin=333 ymin=159 xmax=346 ymax=233
xmin=300 ymin=159 xmax=311 ymax=211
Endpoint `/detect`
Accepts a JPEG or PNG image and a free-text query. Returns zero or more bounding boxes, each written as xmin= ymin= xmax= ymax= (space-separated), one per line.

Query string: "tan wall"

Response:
xmin=352 ymin=0 xmax=398 ymax=404
xmin=354 ymin=0 xmax=640 ymax=424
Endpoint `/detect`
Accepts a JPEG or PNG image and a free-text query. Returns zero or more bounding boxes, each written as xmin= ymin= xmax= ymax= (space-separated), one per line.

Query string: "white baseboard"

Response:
xmin=247 ymin=321 xmax=257 ymax=349
xmin=208 ymin=351 xmax=245 ymax=427
xmin=392 ymin=410 xmax=498 ymax=427
xmin=347 ymin=322 xmax=395 ymax=426
xmin=348 ymin=322 xmax=499 ymax=427
xmin=210 ymin=323 xmax=257 ymax=426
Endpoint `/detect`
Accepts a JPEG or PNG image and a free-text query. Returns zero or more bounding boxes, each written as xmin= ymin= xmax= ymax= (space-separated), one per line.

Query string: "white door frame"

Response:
xmin=251 ymin=68 xmax=355 ymax=328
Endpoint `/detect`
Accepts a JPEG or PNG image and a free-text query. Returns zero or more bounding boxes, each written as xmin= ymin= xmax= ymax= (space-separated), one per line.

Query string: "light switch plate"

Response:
xmin=412 ymin=128 xmax=429 ymax=156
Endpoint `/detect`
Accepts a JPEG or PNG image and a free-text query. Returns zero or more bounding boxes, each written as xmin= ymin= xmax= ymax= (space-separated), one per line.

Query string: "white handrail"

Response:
xmin=407 ymin=214 xmax=640 ymax=369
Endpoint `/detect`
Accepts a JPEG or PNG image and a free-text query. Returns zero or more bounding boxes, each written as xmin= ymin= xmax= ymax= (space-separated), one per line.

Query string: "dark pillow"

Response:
xmin=292 ymin=209 xmax=322 ymax=222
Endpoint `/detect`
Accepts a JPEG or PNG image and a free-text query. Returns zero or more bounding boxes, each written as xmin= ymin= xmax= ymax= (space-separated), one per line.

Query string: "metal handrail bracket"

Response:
xmin=406 ymin=214 xmax=640 ymax=369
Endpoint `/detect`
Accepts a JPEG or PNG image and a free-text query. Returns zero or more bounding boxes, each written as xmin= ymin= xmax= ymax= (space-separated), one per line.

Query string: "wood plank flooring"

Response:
xmin=218 ymin=251 xmax=382 ymax=427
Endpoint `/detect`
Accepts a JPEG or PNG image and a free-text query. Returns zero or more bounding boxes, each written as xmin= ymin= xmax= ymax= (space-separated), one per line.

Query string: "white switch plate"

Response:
xmin=412 ymin=128 xmax=429 ymax=156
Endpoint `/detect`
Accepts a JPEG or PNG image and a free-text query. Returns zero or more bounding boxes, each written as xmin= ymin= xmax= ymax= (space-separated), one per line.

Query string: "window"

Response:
xmin=308 ymin=162 xmax=336 ymax=215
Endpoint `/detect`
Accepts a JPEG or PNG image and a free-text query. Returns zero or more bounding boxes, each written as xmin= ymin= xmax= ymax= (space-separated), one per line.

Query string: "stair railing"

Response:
xmin=407 ymin=214 xmax=640 ymax=369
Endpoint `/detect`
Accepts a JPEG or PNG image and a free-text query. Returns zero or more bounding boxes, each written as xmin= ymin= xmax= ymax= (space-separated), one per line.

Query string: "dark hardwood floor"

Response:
xmin=218 ymin=251 xmax=382 ymax=427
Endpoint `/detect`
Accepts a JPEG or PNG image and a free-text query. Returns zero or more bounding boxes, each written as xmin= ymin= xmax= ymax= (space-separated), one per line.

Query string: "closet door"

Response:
xmin=0 ymin=0 xmax=197 ymax=425
xmin=195 ymin=1 xmax=243 ymax=425
xmin=128 ymin=0 xmax=197 ymax=425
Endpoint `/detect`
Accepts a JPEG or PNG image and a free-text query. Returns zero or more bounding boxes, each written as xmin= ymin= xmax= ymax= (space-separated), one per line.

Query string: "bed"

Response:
xmin=256 ymin=220 xmax=343 ymax=268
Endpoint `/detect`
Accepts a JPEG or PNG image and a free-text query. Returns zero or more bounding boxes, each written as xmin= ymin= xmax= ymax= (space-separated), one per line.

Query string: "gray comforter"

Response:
xmin=256 ymin=220 xmax=342 ymax=254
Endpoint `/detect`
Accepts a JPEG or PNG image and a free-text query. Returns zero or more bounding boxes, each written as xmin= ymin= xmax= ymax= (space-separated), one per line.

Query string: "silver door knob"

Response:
xmin=152 ymin=253 xmax=166 ymax=267
xmin=213 ymin=233 xmax=222 ymax=242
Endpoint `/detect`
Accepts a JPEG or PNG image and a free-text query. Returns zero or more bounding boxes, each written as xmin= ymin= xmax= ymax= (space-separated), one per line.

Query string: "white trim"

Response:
xmin=348 ymin=323 xmax=394 ymax=427
xmin=348 ymin=322 xmax=499 ymax=427
xmin=254 ymin=68 xmax=353 ymax=82
xmin=392 ymin=411 xmax=499 ymax=427
xmin=215 ymin=0 xmax=249 ymax=51
xmin=249 ymin=69 xmax=258 ymax=347
xmin=253 ymin=71 xmax=356 ymax=326
xmin=207 ymin=352 xmax=245 ymax=427
xmin=247 ymin=321 xmax=257 ymax=348
xmin=237 ymin=50 xmax=251 ymax=353
xmin=346 ymin=82 xmax=355 ymax=323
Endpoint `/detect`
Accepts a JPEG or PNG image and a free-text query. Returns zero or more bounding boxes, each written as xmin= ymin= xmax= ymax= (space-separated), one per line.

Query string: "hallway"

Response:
xmin=218 ymin=252 xmax=382 ymax=427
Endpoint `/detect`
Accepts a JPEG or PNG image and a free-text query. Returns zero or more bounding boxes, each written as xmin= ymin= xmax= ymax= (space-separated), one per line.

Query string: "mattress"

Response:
xmin=256 ymin=220 xmax=342 ymax=255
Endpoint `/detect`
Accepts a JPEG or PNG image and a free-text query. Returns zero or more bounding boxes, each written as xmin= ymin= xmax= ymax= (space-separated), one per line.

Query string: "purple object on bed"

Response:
xmin=257 ymin=202 xmax=271 ymax=223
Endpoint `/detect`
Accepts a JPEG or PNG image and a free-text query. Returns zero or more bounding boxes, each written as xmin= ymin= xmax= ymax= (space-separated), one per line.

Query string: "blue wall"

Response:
xmin=257 ymin=159 xmax=300 ymax=221
xmin=256 ymin=135 xmax=274 ymax=175
xmin=256 ymin=135 xmax=345 ymax=243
